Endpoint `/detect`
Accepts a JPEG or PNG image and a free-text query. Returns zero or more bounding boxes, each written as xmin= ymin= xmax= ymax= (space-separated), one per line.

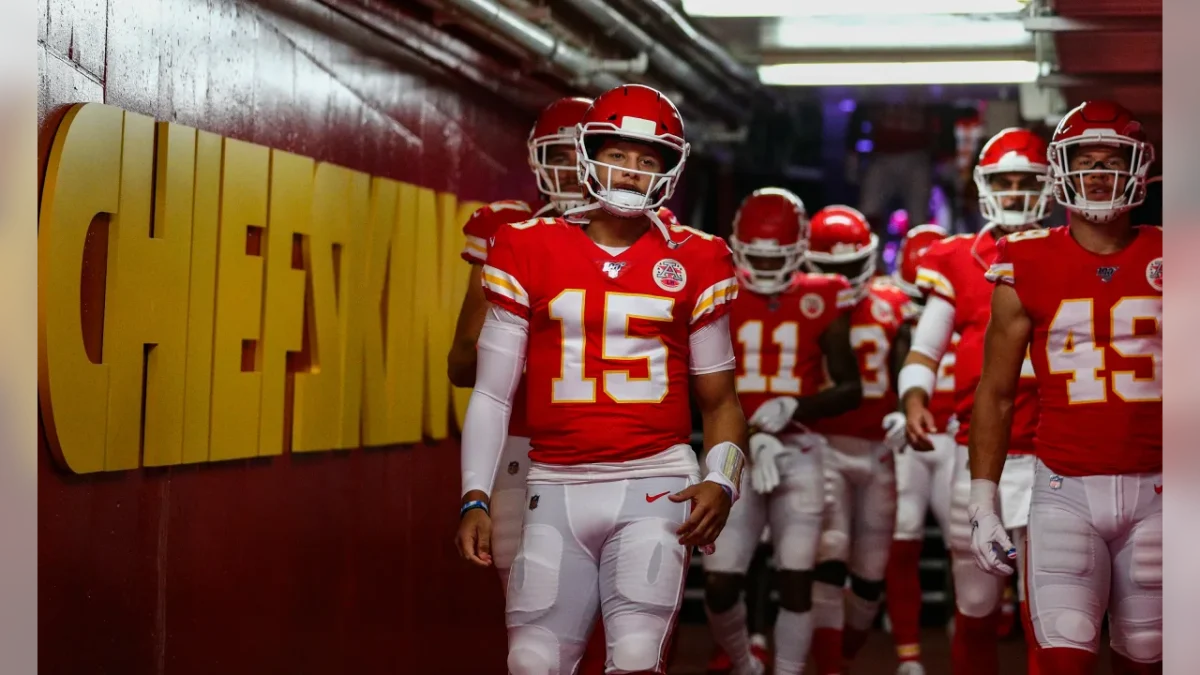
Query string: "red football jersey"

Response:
xmin=460 ymin=200 xmax=536 ymax=438
xmin=732 ymin=272 xmax=857 ymax=419
xmin=809 ymin=280 xmax=911 ymax=441
xmin=987 ymin=225 xmax=1162 ymax=476
xmin=916 ymin=233 xmax=1039 ymax=451
xmin=929 ymin=334 xmax=960 ymax=432
xmin=482 ymin=217 xmax=738 ymax=465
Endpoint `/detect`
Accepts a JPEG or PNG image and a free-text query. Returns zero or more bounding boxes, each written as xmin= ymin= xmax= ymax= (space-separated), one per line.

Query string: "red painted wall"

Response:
xmin=38 ymin=0 xmax=538 ymax=672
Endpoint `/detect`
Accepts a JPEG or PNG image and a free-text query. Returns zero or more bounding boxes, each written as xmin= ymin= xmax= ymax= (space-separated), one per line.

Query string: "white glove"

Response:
xmin=882 ymin=412 xmax=908 ymax=453
xmin=749 ymin=396 xmax=799 ymax=434
xmin=749 ymin=433 xmax=787 ymax=494
xmin=967 ymin=479 xmax=1017 ymax=576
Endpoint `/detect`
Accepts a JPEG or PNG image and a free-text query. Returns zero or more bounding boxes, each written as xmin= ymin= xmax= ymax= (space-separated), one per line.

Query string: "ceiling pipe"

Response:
xmin=636 ymin=0 xmax=761 ymax=93
xmin=554 ymin=0 xmax=750 ymax=123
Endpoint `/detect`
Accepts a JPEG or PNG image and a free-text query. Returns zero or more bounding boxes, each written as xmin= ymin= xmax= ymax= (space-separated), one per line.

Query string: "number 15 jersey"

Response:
xmin=987 ymin=225 xmax=1162 ymax=476
xmin=483 ymin=217 xmax=739 ymax=465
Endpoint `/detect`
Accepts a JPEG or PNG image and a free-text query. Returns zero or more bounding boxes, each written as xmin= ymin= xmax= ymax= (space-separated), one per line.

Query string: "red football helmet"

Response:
xmin=730 ymin=188 xmax=809 ymax=295
xmin=1047 ymin=100 xmax=1155 ymax=223
xmin=528 ymin=97 xmax=592 ymax=215
xmin=893 ymin=223 xmax=948 ymax=299
xmin=973 ymin=128 xmax=1052 ymax=230
xmin=575 ymin=84 xmax=690 ymax=221
xmin=805 ymin=205 xmax=877 ymax=298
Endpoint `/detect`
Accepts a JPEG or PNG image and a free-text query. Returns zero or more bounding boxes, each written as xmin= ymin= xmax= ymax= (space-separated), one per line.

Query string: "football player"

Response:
xmin=703 ymin=188 xmax=862 ymax=675
xmin=883 ymin=223 xmax=958 ymax=675
xmin=970 ymin=101 xmax=1161 ymax=674
xmin=800 ymin=205 xmax=914 ymax=674
xmin=899 ymin=127 xmax=1049 ymax=675
xmin=455 ymin=84 xmax=748 ymax=675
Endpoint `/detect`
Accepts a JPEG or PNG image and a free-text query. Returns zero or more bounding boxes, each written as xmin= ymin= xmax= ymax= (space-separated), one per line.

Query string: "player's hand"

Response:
xmin=748 ymin=396 xmax=799 ymax=435
xmin=456 ymin=508 xmax=494 ymax=567
xmin=904 ymin=400 xmax=938 ymax=451
xmin=882 ymin=412 xmax=909 ymax=454
xmin=671 ymin=481 xmax=732 ymax=548
xmin=749 ymin=433 xmax=786 ymax=494
xmin=967 ymin=503 xmax=1016 ymax=576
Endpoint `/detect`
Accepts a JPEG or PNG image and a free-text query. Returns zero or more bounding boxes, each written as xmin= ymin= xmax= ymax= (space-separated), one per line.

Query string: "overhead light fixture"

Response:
xmin=758 ymin=60 xmax=1040 ymax=86
xmin=683 ymin=0 xmax=1027 ymax=18
xmin=766 ymin=16 xmax=1033 ymax=50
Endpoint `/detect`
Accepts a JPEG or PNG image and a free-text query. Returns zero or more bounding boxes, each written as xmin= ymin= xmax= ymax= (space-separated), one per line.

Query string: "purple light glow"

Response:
xmin=839 ymin=98 xmax=856 ymax=113
xmin=855 ymin=139 xmax=874 ymax=153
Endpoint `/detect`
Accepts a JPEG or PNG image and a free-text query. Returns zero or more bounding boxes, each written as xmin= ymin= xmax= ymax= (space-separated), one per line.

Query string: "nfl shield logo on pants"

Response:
xmin=529 ymin=495 xmax=539 ymax=510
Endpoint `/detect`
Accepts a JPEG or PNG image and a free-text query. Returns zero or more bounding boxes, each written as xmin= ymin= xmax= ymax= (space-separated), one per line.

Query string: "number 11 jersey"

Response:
xmin=482 ymin=217 xmax=739 ymax=465
xmin=987 ymin=225 xmax=1162 ymax=476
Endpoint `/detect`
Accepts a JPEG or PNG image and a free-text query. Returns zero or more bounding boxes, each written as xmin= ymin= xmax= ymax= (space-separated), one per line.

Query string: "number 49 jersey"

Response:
xmin=732 ymin=273 xmax=857 ymax=418
xmin=987 ymin=225 xmax=1162 ymax=476
xmin=483 ymin=217 xmax=738 ymax=465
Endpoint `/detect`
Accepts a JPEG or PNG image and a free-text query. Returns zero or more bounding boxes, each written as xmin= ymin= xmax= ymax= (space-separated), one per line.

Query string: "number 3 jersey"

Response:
xmin=987 ymin=225 xmax=1162 ymax=476
xmin=809 ymin=280 xmax=914 ymax=441
xmin=482 ymin=217 xmax=739 ymax=465
xmin=917 ymin=232 xmax=1039 ymax=452
xmin=731 ymin=272 xmax=857 ymax=419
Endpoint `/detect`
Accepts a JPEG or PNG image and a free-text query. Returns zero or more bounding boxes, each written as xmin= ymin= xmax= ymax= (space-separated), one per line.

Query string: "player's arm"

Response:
xmin=890 ymin=321 xmax=913 ymax=394
xmin=455 ymin=306 xmax=527 ymax=567
xmin=899 ymin=293 xmax=955 ymax=449
xmin=797 ymin=312 xmax=862 ymax=421
xmin=670 ymin=315 xmax=748 ymax=549
xmin=968 ymin=283 xmax=1031 ymax=484
xmin=447 ymin=265 xmax=488 ymax=388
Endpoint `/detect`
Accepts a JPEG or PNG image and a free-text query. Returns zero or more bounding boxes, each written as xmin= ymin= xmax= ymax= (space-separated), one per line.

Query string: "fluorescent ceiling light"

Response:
xmin=766 ymin=16 xmax=1032 ymax=50
xmin=758 ymin=60 xmax=1040 ymax=86
xmin=684 ymin=0 xmax=1027 ymax=18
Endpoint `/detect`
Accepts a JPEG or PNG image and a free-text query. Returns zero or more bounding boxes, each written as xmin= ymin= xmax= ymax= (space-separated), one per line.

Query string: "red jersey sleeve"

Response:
xmin=460 ymin=200 xmax=534 ymax=265
xmin=915 ymin=237 xmax=960 ymax=305
xmin=480 ymin=221 xmax=536 ymax=320
xmin=690 ymin=236 xmax=739 ymax=331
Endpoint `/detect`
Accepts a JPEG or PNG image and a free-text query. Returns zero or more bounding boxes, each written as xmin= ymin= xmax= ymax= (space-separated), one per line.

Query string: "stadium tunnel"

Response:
xmin=37 ymin=0 xmax=1160 ymax=672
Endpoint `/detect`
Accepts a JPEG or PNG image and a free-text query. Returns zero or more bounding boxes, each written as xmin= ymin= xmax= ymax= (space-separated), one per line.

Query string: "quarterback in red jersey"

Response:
xmin=796 ymin=205 xmax=912 ymax=673
xmin=702 ymin=188 xmax=862 ymax=675
xmin=900 ymin=127 xmax=1049 ymax=675
xmin=455 ymin=84 xmax=748 ymax=675
xmin=882 ymin=223 xmax=961 ymax=672
xmin=970 ymin=101 xmax=1161 ymax=674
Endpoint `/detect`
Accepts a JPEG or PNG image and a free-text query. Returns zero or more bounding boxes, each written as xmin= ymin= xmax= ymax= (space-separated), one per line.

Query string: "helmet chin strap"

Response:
xmin=561 ymin=198 xmax=690 ymax=249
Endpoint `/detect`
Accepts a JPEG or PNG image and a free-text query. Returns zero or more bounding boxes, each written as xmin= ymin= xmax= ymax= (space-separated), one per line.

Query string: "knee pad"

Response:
xmin=951 ymin=557 xmax=1002 ymax=618
xmin=849 ymin=574 xmax=885 ymax=602
xmin=1130 ymin=517 xmax=1163 ymax=590
xmin=776 ymin=569 xmax=814 ymax=613
xmin=703 ymin=572 xmax=745 ymax=614
xmin=817 ymin=528 xmax=850 ymax=564
xmin=1033 ymin=584 xmax=1103 ymax=651
xmin=813 ymin=560 xmax=848 ymax=587
xmin=507 ymin=625 xmax=561 ymax=675
xmin=607 ymin=612 xmax=668 ymax=673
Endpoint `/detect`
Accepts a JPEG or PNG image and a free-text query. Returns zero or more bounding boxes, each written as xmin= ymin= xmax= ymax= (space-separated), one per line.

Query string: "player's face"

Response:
xmin=594 ymin=140 xmax=664 ymax=195
xmin=1068 ymin=144 xmax=1131 ymax=200
xmin=811 ymin=258 xmax=867 ymax=281
xmin=987 ymin=171 xmax=1043 ymax=211
xmin=747 ymin=254 xmax=786 ymax=271
xmin=545 ymin=143 xmax=580 ymax=191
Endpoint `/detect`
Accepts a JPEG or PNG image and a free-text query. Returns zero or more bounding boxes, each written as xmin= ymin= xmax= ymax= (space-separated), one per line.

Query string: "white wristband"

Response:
xmin=704 ymin=441 xmax=746 ymax=503
xmin=969 ymin=478 xmax=999 ymax=508
xmin=898 ymin=363 xmax=936 ymax=400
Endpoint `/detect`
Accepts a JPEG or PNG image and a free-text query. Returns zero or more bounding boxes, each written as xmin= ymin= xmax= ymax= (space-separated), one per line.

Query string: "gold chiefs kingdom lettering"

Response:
xmin=39 ymin=103 xmax=479 ymax=474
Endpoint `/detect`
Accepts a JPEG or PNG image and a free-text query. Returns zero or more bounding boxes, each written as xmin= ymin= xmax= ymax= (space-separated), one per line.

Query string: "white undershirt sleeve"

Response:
xmin=460 ymin=306 xmax=528 ymax=498
xmin=910 ymin=294 xmax=956 ymax=362
xmin=689 ymin=315 xmax=736 ymax=375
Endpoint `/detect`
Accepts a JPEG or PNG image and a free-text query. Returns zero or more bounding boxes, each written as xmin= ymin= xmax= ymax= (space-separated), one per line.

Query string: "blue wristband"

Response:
xmin=719 ymin=484 xmax=733 ymax=501
xmin=460 ymin=499 xmax=489 ymax=518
